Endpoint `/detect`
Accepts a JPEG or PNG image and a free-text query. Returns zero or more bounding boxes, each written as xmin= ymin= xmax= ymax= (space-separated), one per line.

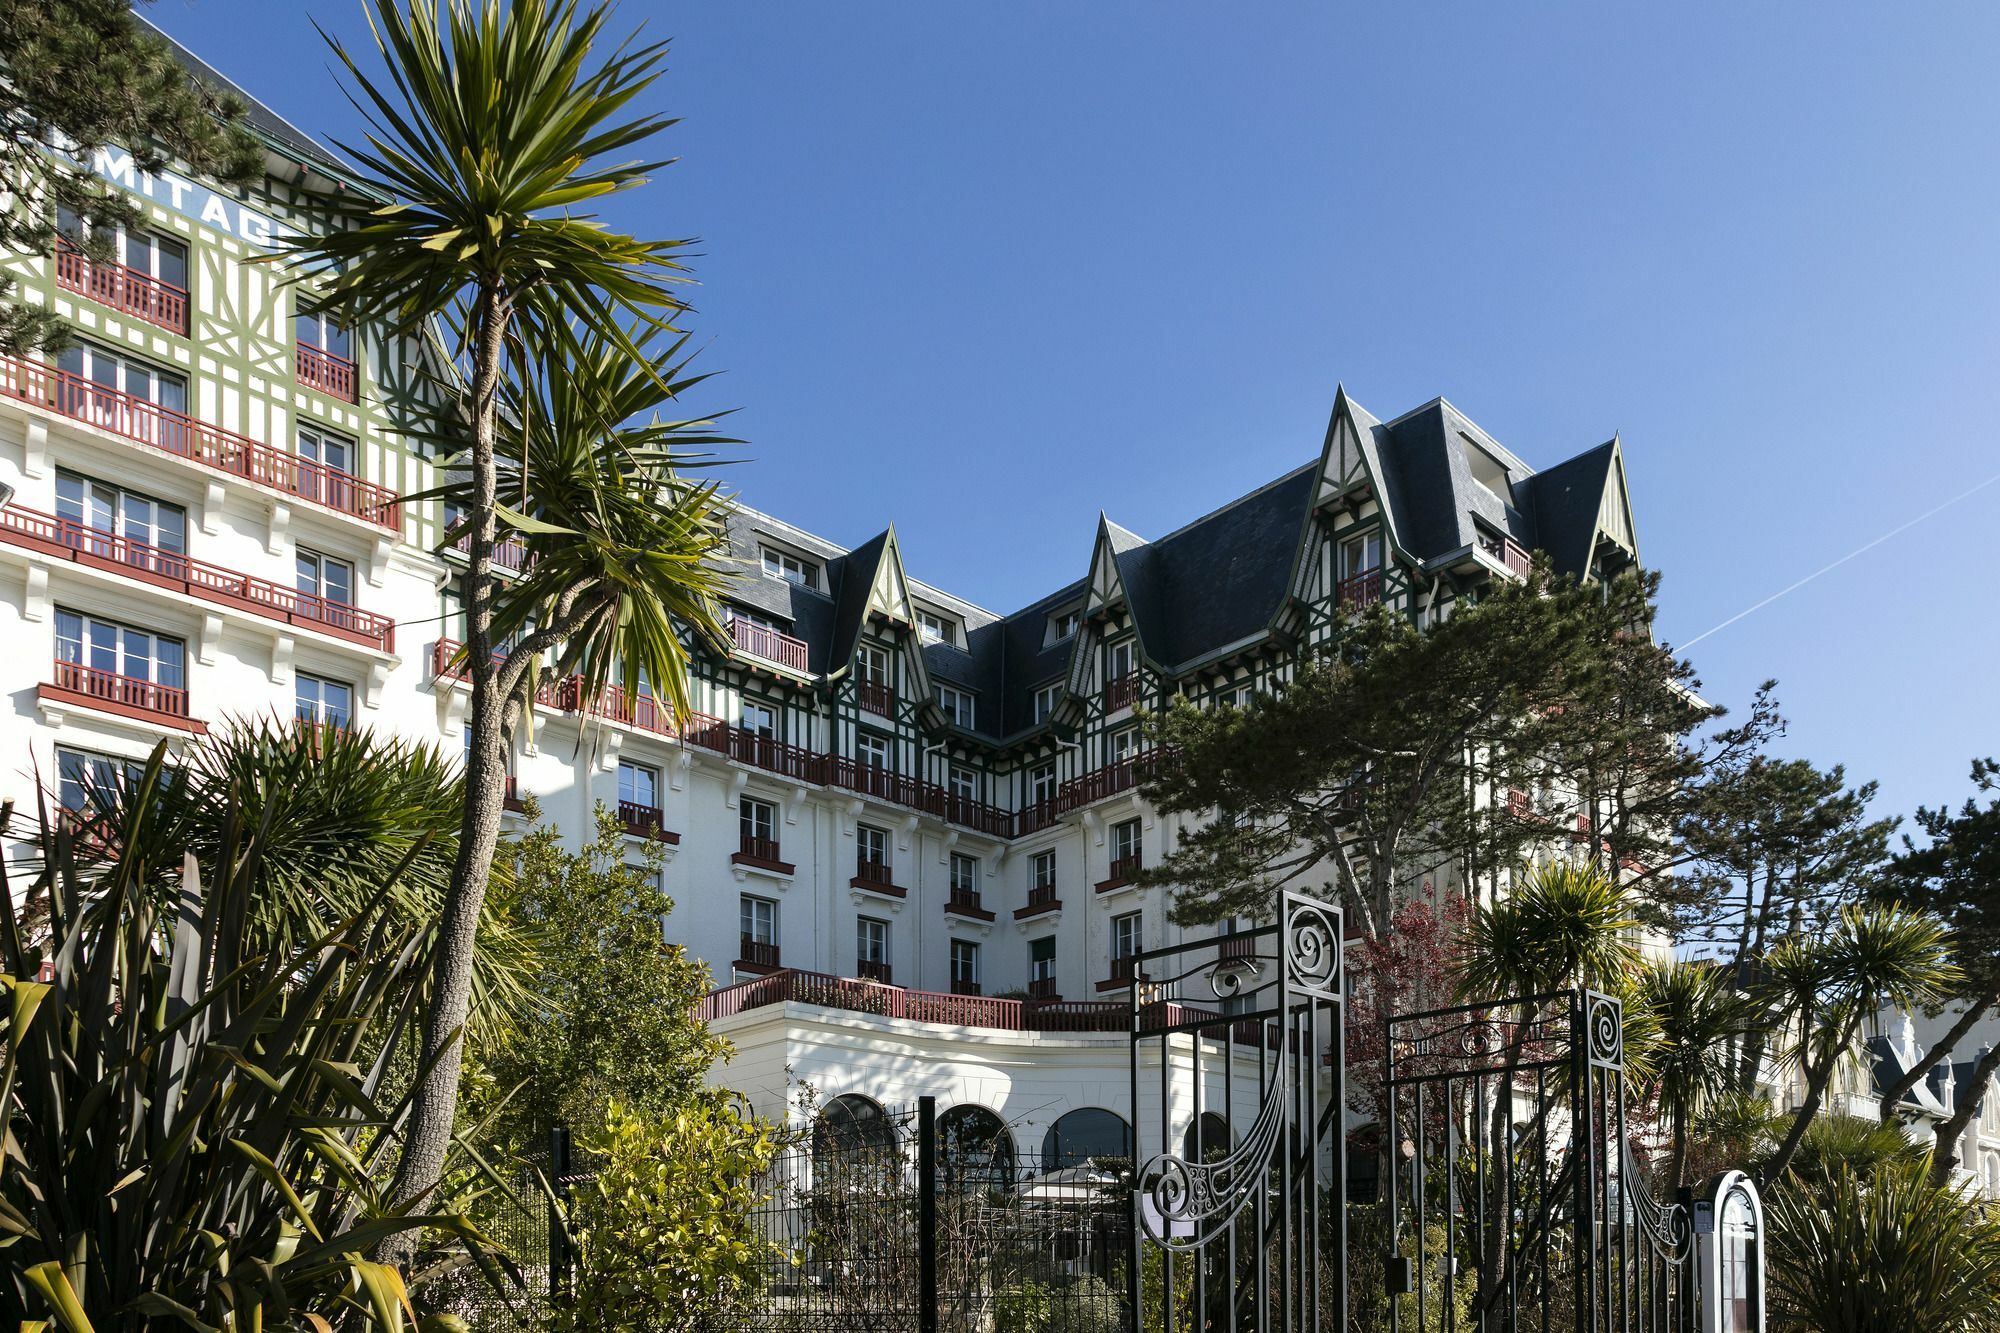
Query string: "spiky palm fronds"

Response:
xmin=1455 ymin=859 xmax=1643 ymax=1002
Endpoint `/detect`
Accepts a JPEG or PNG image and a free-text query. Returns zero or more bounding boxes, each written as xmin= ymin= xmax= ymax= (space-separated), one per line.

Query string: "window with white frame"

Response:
xmin=1049 ymin=609 xmax=1080 ymax=643
xmin=1030 ymin=935 xmax=1056 ymax=983
xmin=857 ymin=644 xmax=891 ymax=688
xmin=296 ymin=673 xmax=353 ymax=728
xmin=296 ymin=548 xmax=354 ymax=607
xmin=857 ymin=731 xmax=892 ymax=769
xmin=57 ymin=206 xmax=189 ymax=290
xmin=938 ymin=684 xmax=975 ymax=728
xmin=1112 ymin=912 xmax=1143 ymax=970
xmin=740 ymin=894 xmax=777 ymax=945
xmin=1033 ymin=849 xmax=1057 ymax=893
xmin=1111 ymin=818 xmax=1142 ymax=868
xmin=1106 ymin=639 xmax=1135 ymax=682
xmin=57 ymin=471 xmax=186 ymax=554
xmin=857 ymin=823 xmax=890 ymax=871
xmin=1027 ymin=762 xmax=1057 ymax=807
xmin=297 ymin=425 xmax=355 ymax=476
xmin=1033 ymin=683 xmax=1062 ymax=724
xmin=57 ymin=609 xmax=185 ymax=693
xmin=1110 ymin=727 xmax=1140 ymax=763
xmin=948 ymin=764 xmax=978 ymax=802
xmin=1341 ymin=531 xmax=1383 ymax=579
xmin=919 ymin=609 xmax=958 ymax=647
xmin=857 ymin=917 xmax=889 ymax=966
xmin=618 ymin=760 xmax=659 ymax=813
xmin=740 ymin=700 xmax=778 ymax=737
xmin=950 ymin=852 xmax=978 ymax=896
xmin=295 ymin=305 xmax=353 ymax=361
xmin=55 ymin=747 xmax=143 ymax=814
xmin=761 ymin=546 xmax=818 ymax=589
xmin=56 ymin=340 xmax=187 ymax=412
xmin=950 ymin=939 xmax=981 ymax=990
xmin=740 ymin=797 xmax=777 ymax=847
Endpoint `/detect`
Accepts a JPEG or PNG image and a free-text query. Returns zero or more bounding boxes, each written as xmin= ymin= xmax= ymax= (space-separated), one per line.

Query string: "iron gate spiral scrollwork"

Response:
xmin=1128 ymin=890 xmax=1346 ymax=1333
xmin=1383 ymin=989 xmax=1697 ymax=1333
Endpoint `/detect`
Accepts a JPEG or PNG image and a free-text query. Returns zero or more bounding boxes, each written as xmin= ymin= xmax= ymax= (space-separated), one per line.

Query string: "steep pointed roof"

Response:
xmin=1526 ymin=440 xmax=1624 ymax=578
xmin=826 ymin=528 xmax=895 ymax=675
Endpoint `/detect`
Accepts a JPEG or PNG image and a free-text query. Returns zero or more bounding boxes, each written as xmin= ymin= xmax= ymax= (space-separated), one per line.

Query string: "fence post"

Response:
xmin=918 ymin=1095 xmax=939 ymax=1333
xmin=549 ymin=1123 xmax=573 ymax=1306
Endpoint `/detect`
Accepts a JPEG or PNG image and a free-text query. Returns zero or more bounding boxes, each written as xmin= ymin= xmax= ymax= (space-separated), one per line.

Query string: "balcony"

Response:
xmin=0 ymin=506 xmax=395 ymax=651
xmin=41 ymin=658 xmax=206 ymax=733
xmin=855 ymin=958 xmax=893 ymax=984
xmin=701 ymin=969 xmax=1130 ymax=1035
xmin=737 ymin=936 xmax=781 ymax=973
xmin=1027 ymin=977 xmax=1060 ymax=1002
xmin=54 ymin=238 xmax=188 ymax=334
xmin=1336 ymin=568 xmax=1382 ymax=610
xmin=733 ymin=834 xmax=793 ymax=876
xmin=1097 ymin=954 xmax=1137 ymax=992
xmin=503 ymin=776 xmax=527 ymax=813
xmin=856 ymin=680 xmax=895 ymax=718
xmin=1103 ymin=672 xmax=1140 ymax=713
xmin=851 ymin=857 xmax=905 ymax=897
xmin=582 ymin=681 xmax=674 ymax=738
xmin=1095 ymin=854 xmax=1142 ymax=894
xmin=945 ymin=890 xmax=994 ymax=922
xmin=618 ymin=800 xmax=678 ymax=843
xmin=950 ymin=979 xmax=983 ymax=997
xmin=1219 ymin=933 xmax=1258 ymax=962
xmin=727 ymin=616 xmax=809 ymax=673
xmin=296 ymin=343 xmax=358 ymax=402
xmin=449 ymin=529 xmax=530 ymax=572
xmin=0 ymin=358 xmax=398 ymax=528
xmin=1057 ymin=752 xmax=1164 ymax=815
xmin=1015 ymin=885 xmax=1060 ymax=920
xmin=1478 ymin=532 xmax=1533 ymax=579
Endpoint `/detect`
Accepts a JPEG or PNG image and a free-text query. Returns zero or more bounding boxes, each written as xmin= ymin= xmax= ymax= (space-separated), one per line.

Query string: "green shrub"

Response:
xmin=1048 ymin=1275 xmax=1125 ymax=1333
xmin=994 ymin=1280 xmax=1053 ymax=1332
xmin=559 ymin=1096 xmax=783 ymax=1332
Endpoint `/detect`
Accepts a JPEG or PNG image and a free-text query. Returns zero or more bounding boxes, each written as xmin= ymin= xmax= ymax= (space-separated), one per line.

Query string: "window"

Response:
xmin=1049 ymin=608 xmax=1080 ymax=642
xmin=857 ymin=731 xmax=892 ymax=769
xmin=1107 ymin=640 xmax=1135 ymax=681
xmin=1109 ymin=727 xmax=1140 ymax=763
xmin=1030 ymin=936 xmax=1056 ymax=983
xmin=55 ymin=746 xmax=142 ymax=814
xmin=298 ymin=426 xmax=354 ymax=476
xmin=1341 ymin=531 xmax=1383 ymax=579
xmin=56 ymin=340 xmax=187 ymax=412
xmin=1111 ymin=817 xmax=1142 ymax=867
xmin=57 ymin=207 xmax=189 ymax=290
xmin=950 ymin=852 xmax=978 ymax=896
xmin=950 ymin=939 xmax=981 ymax=990
xmin=56 ymin=609 xmax=184 ymax=690
xmin=857 ymin=917 xmax=890 ymax=970
xmin=1462 ymin=437 xmax=1513 ymax=499
xmin=1033 ymin=683 xmax=1062 ymax=724
xmin=618 ymin=760 xmax=659 ymax=812
xmin=761 ymin=546 xmax=818 ymax=590
xmin=296 ymin=673 xmax=353 ymax=727
xmin=948 ymin=764 xmax=978 ymax=802
xmin=857 ymin=645 xmax=890 ymax=688
xmin=740 ymin=797 xmax=776 ymax=845
xmin=1112 ymin=911 xmax=1143 ymax=963
xmin=1217 ymin=682 xmax=1254 ymax=709
xmin=740 ymin=700 xmax=777 ymax=737
xmin=1027 ymin=762 xmax=1057 ymax=807
xmin=295 ymin=306 xmax=353 ymax=360
xmin=857 ymin=823 xmax=890 ymax=870
xmin=727 ymin=606 xmax=782 ymax=636
xmin=938 ymin=684 xmax=975 ymax=728
xmin=1033 ymin=850 xmax=1057 ymax=893
xmin=296 ymin=549 xmax=354 ymax=607
xmin=56 ymin=471 xmax=186 ymax=554
xmin=919 ymin=609 xmax=958 ymax=647
xmin=741 ymin=894 xmax=777 ymax=945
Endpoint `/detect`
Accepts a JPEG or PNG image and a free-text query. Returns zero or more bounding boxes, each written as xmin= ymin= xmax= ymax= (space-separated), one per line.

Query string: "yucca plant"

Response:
xmin=1633 ymin=959 xmax=1758 ymax=1189
xmin=0 ymin=743 xmax=501 ymax=1330
xmin=1767 ymin=1158 xmax=2000 ymax=1332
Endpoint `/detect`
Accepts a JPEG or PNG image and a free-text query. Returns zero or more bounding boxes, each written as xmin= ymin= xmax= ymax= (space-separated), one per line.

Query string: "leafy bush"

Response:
xmin=995 ymin=1280 xmax=1054 ymax=1331
xmin=1767 ymin=1157 xmax=2000 ymax=1332
xmin=0 ymin=740 xmax=495 ymax=1329
xmin=1048 ymin=1275 xmax=1124 ymax=1333
xmin=558 ymin=1096 xmax=783 ymax=1332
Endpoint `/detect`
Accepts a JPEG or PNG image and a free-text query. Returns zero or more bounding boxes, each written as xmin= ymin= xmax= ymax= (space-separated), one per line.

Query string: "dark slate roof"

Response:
xmin=826 ymin=530 xmax=891 ymax=678
xmin=718 ymin=509 xmax=843 ymax=675
xmin=1527 ymin=442 xmax=1618 ymax=579
xmin=1867 ymin=1035 xmax=1951 ymax=1117
xmin=139 ymin=13 xmax=356 ymax=180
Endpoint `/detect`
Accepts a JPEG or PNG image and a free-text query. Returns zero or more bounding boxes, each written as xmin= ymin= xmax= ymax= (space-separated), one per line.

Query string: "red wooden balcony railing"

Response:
xmin=619 ymin=800 xmax=676 ymax=841
xmin=855 ymin=958 xmax=893 ymax=984
xmin=585 ymin=682 xmax=674 ymax=737
xmin=296 ymin=343 xmax=357 ymax=402
xmin=734 ymin=834 xmax=790 ymax=874
xmin=0 ymin=358 xmax=398 ymax=528
xmin=54 ymin=238 xmax=188 ymax=334
xmin=42 ymin=658 xmax=205 ymax=733
xmin=681 ymin=713 xmax=827 ymax=784
xmin=1059 ymin=755 xmax=1142 ymax=813
xmin=1015 ymin=796 xmax=1061 ymax=837
xmin=0 ymin=506 xmax=396 ymax=651
xmin=1336 ymin=568 xmax=1382 ymax=609
xmin=699 ymin=968 xmax=1127 ymax=1034
xmin=1096 ymin=854 xmax=1142 ymax=893
xmin=1219 ymin=933 xmax=1258 ymax=961
xmin=503 ymin=776 xmax=526 ymax=813
xmin=950 ymin=979 xmax=983 ymax=997
xmin=1478 ymin=531 xmax=1533 ymax=579
xmin=1016 ymin=885 xmax=1060 ymax=920
xmin=1099 ymin=954 xmax=1137 ymax=989
xmin=727 ymin=617 xmax=809 ymax=673
xmin=450 ymin=529 xmax=529 ymax=571
xmin=856 ymin=680 xmax=895 ymax=717
xmin=1103 ymin=672 xmax=1140 ymax=713
xmin=852 ymin=857 xmax=900 ymax=894
xmin=945 ymin=890 xmax=992 ymax=921
xmin=738 ymin=937 xmax=781 ymax=971
xmin=1027 ymin=977 xmax=1060 ymax=1002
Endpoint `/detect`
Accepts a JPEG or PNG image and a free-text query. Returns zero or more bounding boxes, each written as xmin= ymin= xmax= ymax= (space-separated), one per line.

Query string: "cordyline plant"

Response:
xmin=0 ymin=742 xmax=505 ymax=1331
xmin=277 ymin=0 xmax=740 ymax=1245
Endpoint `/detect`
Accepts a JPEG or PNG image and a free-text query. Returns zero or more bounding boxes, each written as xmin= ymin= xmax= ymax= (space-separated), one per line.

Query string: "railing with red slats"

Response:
xmin=45 ymin=658 xmax=195 ymax=726
xmin=0 ymin=358 xmax=398 ymax=528
xmin=856 ymin=680 xmax=896 ymax=717
xmin=737 ymin=834 xmax=786 ymax=867
xmin=855 ymin=958 xmax=893 ymax=984
xmin=1337 ymin=568 xmax=1383 ymax=609
xmin=738 ymin=937 xmax=781 ymax=971
xmin=853 ymin=857 xmax=897 ymax=888
xmin=1103 ymin=672 xmax=1140 ymax=713
xmin=698 ymin=967 xmax=1126 ymax=1033
xmin=295 ymin=343 xmax=357 ymax=402
xmin=1478 ymin=532 xmax=1533 ymax=578
xmin=54 ymin=238 xmax=188 ymax=334
xmin=451 ymin=530 xmax=530 ymax=571
xmin=681 ymin=713 xmax=827 ymax=784
xmin=503 ymin=776 xmax=526 ymax=812
xmin=1015 ymin=796 xmax=1061 ymax=837
xmin=1027 ymin=977 xmax=1059 ymax=1001
xmin=1097 ymin=854 xmax=1142 ymax=893
xmin=945 ymin=890 xmax=990 ymax=919
xmin=1016 ymin=885 xmax=1061 ymax=920
xmin=1058 ymin=755 xmax=1142 ymax=813
xmin=619 ymin=800 xmax=669 ymax=838
xmin=587 ymin=682 xmax=674 ymax=737
xmin=0 ymin=506 xmax=394 ymax=651
xmin=728 ymin=617 xmax=810 ymax=672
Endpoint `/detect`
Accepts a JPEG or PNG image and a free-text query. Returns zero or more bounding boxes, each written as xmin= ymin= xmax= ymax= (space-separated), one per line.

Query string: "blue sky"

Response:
xmin=149 ymin=1 xmax=2000 ymax=825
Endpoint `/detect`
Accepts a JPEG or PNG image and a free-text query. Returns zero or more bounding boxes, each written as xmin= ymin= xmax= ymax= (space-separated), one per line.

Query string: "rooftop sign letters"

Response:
xmin=87 ymin=145 xmax=295 ymax=250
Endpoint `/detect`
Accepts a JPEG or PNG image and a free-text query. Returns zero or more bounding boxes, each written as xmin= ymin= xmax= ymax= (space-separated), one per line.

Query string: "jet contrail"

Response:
xmin=1679 ymin=471 xmax=2000 ymax=650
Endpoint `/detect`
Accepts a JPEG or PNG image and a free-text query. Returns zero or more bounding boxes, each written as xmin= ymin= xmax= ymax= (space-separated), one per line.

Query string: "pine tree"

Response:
xmin=0 ymin=0 xmax=259 ymax=353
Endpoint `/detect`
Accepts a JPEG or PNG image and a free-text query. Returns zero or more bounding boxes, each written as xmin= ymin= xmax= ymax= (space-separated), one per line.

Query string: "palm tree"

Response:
xmin=282 ymin=0 xmax=735 ymax=1227
xmin=1758 ymin=902 xmax=1960 ymax=1183
xmin=1453 ymin=859 xmax=1641 ymax=1317
xmin=1634 ymin=959 xmax=1756 ymax=1191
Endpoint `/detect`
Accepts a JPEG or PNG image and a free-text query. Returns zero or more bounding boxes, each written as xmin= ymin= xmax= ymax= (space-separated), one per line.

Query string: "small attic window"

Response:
xmin=761 ymin=545 xmax=819 ymax=590
xmin=1460 ymin=435 xmax=1513 ymax=503
xmin=1047 ymin=608 xmax=1081 ymax=645
xmin=918 ymin=609 xmax=959 ymax=647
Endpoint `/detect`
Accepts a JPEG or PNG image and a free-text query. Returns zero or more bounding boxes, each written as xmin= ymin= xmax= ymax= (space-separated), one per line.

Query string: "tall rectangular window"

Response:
xmin=740 ymin=797 xmax=777 ymax=845
xmin=618 ymin=760 xmax=659 ymax=812
xmin=297 ymin=426 xmax=354 ymax=475
xmin=295 ymin=306 xmax=353 ymax=360
xmin=950 ymin=939 xmax=981 ymax=991
xmin=296 ymin=549 xmax=354 ymax=606
xmin=56 ymin=609 xmax=184 ymax=690
xmin=1112 ymin=911 xmax=1143 ymax=962
xmin=1033 ymin=850 xmax=1057 ymax=893
xmin=948 ymin=764 xmax=978 ymax=801
xmin=1030 ymin=936 xmax=1056 ymax=983
xmin=1111 ymin=818 xmax=1142 ymax=867
xmin=938 ymin=684 xmax=975 ymax=728
xmin=740 ymin=894 xmax=777 ymax=945
xmin=296 ymin=673 xmax=353 ymax=728
xmin=950 ymin=852 xmax=978 ymax=896
xmin=740 ymin=700 xmax=777 ymax=737
xmin=857 ymin=644 xmax=890 ymax=688
xmin=55 ymin=746 xmax=142 ymax=814
xmin=1027 ymin=762 xmax=1057 ymax=806
xmin=56 ymin=471 xmax=186 ymax=554
xmin=1109 ymin=727 xmax=1140 ymax=763
xmin=857 ymin=917 xmax=890 ymax=975
xmin=1342 ymin=531 xmax=1383 ymax=578
xmin=1107 ymin=640 xmax=1135 ymax=681
xmin=857 ymin=823 xmax=890 ymax=870
xmin=1033 ymin=684 xmax=1062 ymax=724
xmin=857 ymin=731 xmax=892 ymax=769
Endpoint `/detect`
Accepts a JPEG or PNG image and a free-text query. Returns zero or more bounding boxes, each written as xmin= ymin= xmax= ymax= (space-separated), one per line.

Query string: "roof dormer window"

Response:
xmin=918 ymin=609 xmax=959 ymax=647
xmin=761 ymin=546 xmax=819 ymax=590
xmin=1047 ymin=608 xmax=1081 ymax=645
xmin=1461 ymin=435 xmax=1513 ymax=503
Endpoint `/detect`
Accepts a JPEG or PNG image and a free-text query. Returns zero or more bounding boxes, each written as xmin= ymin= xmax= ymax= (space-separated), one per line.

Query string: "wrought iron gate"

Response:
xmin=1383 ymin=989 xmax=1695 ymax=1333
xmin=1129 ymin=890 xmax=1347 ymax=1333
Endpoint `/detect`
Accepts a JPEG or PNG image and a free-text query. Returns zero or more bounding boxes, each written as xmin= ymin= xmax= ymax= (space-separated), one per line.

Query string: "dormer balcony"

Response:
xmin=1336 ymin=569 xmax=1382 ymax=609
xmin=1478 ymin=532 xmax=1532 ymax=579
xmin=727 ymin=616 xmax=809 ymax=673
xmin=295 ymin=343 xmax=358 ymax=402
xmin=1104 ymin=672 xmax=1140 ymax=713
xmin=856 ymin=680 xmax=895 ymax=717
xmin=54 ymin=238 xmax=188 ymax=335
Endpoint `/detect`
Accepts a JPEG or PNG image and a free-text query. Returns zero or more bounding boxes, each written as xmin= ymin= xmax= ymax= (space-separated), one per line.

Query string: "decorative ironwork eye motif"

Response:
xmin=1283 ymin=901 xmax=1340 ymax=992
xmin=1588 ymin=993 xmax=1622 ymax=1066
xmin=1136 ymin=1065 xmax=1287 ymax=1249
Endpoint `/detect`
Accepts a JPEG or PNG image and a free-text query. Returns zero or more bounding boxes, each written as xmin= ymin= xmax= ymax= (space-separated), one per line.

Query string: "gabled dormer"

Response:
xmin=828 ymin=526 xmax=940 ymax=729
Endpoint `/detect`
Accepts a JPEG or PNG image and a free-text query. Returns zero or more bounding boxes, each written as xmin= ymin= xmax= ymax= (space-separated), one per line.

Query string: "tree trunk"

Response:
xmin=1475 ymin=1009 xmax=1532 ymax=1316
xmin=1878 ymin=993 xmax=1996 ymax=1124
xmin=1762 ymin=1011 xmax=1858 ymax=1184
xmin=382 ymin=280 xmax=513 ymax=1258
xmin=1928 ymin=1040 xmax=2000 ymax=1187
